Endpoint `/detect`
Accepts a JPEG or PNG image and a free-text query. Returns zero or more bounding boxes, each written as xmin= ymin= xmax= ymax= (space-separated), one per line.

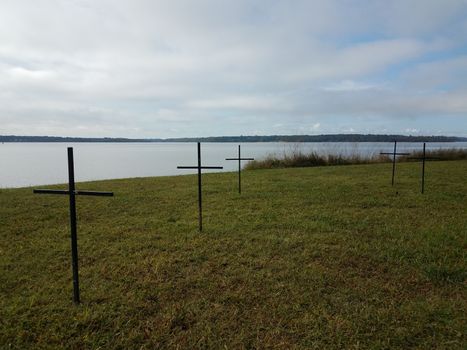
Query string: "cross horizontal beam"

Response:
xmin=380 ymin=152 xmax=409 ymax=156
xmin=75 ymin=190 xmax=114 ymax=196
xmin=177 ymin=166 xmax=223 ymax=169
xmin=408 ymin=157 xmax=440 ymax=160
xmin=33 ymin=189 xmax=114 ymax=196
xmin=33 ymin=189 xmax=68 ymax=195
xmin=225 ymin=158 xmax=255 ymax=161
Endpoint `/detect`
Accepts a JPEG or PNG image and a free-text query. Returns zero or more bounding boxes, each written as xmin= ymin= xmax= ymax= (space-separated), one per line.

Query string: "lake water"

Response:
xmin=1 ymin=142 xmax=466 ymax=188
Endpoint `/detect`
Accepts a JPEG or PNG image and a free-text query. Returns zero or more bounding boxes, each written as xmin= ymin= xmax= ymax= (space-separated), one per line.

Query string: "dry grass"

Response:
xmin=245 ymin=147 xmax=467 ymax=170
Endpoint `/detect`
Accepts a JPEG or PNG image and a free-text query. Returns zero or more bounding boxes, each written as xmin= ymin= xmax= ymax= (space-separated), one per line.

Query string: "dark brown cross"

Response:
xmin=380 ymin=141 xmax=410 ymax=186
xmin=177 ymin=142 xmax=223 ymax=231
xmin=408 ymin=142 xmax=440 ymax=194
xmin=225 ymin=145 xmax=254 ymax=194
xmin=33 ymin=147 xmax=113 ymax=304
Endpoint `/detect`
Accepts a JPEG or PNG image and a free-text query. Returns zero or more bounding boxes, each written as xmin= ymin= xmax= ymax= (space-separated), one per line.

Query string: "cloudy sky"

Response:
xmin=1 ymin=0 xmax=467 ymax=138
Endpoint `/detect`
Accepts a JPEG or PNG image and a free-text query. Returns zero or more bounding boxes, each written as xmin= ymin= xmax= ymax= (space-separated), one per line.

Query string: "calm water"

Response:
xmin=1 ymin=142 xmax=466 ymax=188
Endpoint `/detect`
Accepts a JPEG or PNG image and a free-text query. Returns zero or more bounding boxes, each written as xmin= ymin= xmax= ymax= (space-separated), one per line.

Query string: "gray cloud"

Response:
xmin=0 ymin=0 xmax=466 ymax=137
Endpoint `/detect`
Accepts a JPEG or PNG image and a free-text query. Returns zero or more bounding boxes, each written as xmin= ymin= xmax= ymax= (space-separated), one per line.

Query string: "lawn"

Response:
xmin=0 ymin=161 xmax=466 ymax=349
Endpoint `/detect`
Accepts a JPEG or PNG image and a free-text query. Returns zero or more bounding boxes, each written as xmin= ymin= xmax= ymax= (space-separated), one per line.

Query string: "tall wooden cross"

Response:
xmin=225 ymin=144 xmax=254 ymax=194
xmin=408 ymin=142 xmax=440 ymax=194
xmin=177 ymin=142 xmax=223 ymax=232
xmin=33 ymin=147 xmax=113 ymax=304
xmin=380 ymin=141 xmax=410 ymax=186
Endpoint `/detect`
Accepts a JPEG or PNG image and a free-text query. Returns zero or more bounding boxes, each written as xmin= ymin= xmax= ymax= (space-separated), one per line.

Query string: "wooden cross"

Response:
xmin=33 ymin=147 xmax=113 ymax=304
xmin=177 ymin=142 xmax=223 ymax=232
xmin=408 ymin=142 xmax=440 ymax=194
xmin=225 ymin=144 xmax=254 ymax=194
xmin=380 ymin=141 xmax=410 ymax=186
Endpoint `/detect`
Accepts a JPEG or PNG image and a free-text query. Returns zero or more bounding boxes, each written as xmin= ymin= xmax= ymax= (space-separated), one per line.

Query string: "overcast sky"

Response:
xmin=1 ymin=0 xmax=467 ymax=138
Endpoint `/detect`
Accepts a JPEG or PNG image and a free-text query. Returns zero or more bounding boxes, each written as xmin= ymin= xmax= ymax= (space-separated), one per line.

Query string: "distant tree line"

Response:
xmin=1 ymin=134 xmax=466 ymax=143
xmin=0 ymin=136 xmax=150 ymax=142
xmin=162 ymin=134 xmax=467 ymax=143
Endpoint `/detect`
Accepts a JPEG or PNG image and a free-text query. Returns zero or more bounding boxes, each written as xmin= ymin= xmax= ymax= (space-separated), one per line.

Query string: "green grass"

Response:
xmin=1 ymin=161 xmax=466 ymax=349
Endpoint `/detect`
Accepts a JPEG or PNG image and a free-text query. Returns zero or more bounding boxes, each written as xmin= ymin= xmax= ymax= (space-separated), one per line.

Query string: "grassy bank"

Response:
xmin=245 ymin=147 xmax=467 ymax=170
xmin=1 ymin=161 xmax=466 ymax=349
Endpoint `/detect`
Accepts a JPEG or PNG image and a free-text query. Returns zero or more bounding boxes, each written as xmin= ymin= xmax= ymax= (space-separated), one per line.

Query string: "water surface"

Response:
xmin=1 ymin=142 xmax=466 ymax=188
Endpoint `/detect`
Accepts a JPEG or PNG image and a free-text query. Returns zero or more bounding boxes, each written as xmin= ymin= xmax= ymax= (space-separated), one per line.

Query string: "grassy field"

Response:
xmin=1 ymin=161 xmax=466 ymax=349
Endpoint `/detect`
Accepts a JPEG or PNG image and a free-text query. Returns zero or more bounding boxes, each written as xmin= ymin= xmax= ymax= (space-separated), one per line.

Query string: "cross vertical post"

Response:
xmin=225 ymin=144 xmax=254 ymax=194
xmin=177 ymin=142 xmax=223 ymax=231
xmin=197 ymin=142 xmax=202 ymax=231
xmin=421 ymin=143 xmax=426 ymax=194
xmin=33 ymin=147 xmax=114 ymax=304
xmin=380 ymin=141 xmax=409 ymax=186
xmin=391 ymin=141 xmax=397 ymax=186
xmin=67 ymin=147 xmax=80 ymax=304
xmin=238 ymin=145 xmax=241 ymax=194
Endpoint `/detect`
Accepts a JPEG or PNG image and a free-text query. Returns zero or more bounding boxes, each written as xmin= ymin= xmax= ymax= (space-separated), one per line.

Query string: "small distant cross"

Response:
xmin=380 ymin=141 xmax=410 ymax=186
xmin=33 ymin=147 xmax=113 ymax=304
xmin=225 ymin=145 xmax=254 ymax=194
xmin=177 ymin=142 xmax=223 ymax=232
xmin=408 ymin=142 xmax=440 ymax=194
